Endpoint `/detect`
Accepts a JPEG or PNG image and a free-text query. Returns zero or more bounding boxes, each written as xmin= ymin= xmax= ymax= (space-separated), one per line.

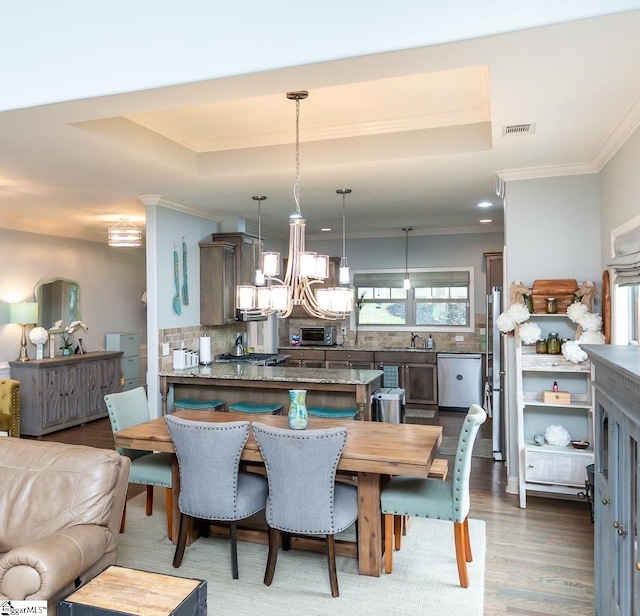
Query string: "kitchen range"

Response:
xmin=215 ymin=352 xmax=288 ymax=366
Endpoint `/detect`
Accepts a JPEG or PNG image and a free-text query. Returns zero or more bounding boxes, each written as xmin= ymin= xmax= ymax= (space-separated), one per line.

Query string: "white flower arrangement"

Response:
xmin=28 ymin=326 xmax=49 ymax=345
xmin=544 ymin=424 xmax=572 ymax=447
xmin=562 ymin=300 xmax=605 ymax=363
xmin=50 ymin=320 xmax=89 ymax=351
xmin=496 ymin=303 xmax=531 ymax=334
xmin=518 ymin=321 xmax=542 ymax=345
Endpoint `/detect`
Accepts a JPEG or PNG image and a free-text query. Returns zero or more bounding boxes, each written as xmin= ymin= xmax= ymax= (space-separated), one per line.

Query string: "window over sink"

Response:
xmin=352 ymin=268 xmax=474 ymax=332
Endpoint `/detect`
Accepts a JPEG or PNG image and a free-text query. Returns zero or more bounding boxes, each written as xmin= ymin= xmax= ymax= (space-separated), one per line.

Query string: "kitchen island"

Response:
xmin=159 ymin=364 xmax=383 ymax=420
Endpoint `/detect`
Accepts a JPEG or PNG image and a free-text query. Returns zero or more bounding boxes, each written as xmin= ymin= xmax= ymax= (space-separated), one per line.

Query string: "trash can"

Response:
xmin=373 ymin=387 xmax=406 ymax=423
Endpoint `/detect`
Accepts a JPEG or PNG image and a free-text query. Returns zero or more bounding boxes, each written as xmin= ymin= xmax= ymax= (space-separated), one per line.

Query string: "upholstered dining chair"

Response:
xmin=380 ymin=403 xmax=487 ymax=587
xmin=0 ymin=379 xmax=20 ymax=438
xmin=165 ymin=415 xmax=268 ymax=579
xmin=252 ymin=422 xmax=358 ymax=597
xmin=104 ymin=387 xmax=173 ymax=540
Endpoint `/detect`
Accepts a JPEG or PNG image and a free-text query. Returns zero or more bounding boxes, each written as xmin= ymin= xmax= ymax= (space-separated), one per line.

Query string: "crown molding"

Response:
xmin=138 ymin=195 xmax=225 ymax=222
xmin=497 ymin=90 xmax=640 ymax=182
xmin=307 ymin=225 xmax=504 ymax=242
xmin=0 ymin=217 xmax=108 ymax=244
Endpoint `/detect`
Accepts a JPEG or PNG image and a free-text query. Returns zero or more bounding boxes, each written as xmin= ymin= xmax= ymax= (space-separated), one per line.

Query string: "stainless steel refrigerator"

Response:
xmin=485 ymin=286 xmax=505 ymax=461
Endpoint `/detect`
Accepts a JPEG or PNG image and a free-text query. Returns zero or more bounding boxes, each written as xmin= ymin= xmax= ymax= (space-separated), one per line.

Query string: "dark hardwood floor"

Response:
xmin=35 ymin=411 xmax=594 ymax=615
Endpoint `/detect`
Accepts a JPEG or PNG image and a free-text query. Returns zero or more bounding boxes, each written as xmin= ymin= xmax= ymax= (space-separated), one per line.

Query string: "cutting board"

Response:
xmin=531 ymin=279 xmax=578 ymax=314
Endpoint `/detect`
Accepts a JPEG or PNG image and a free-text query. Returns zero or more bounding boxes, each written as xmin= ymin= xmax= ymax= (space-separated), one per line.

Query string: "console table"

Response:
xmin=10 ymin=351 xmax=122 ymax=436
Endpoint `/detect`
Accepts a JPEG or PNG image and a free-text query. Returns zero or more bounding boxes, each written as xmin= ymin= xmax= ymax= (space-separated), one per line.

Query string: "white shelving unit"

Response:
xmin=515 ymin=314 xmax=594 ymax=508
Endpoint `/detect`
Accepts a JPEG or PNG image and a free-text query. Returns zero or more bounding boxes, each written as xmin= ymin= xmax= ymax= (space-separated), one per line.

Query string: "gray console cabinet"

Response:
xmin=10 ymin=351 xmax=122 ymax=436
xmin=585 ymin=345 xmax=640 ymax=616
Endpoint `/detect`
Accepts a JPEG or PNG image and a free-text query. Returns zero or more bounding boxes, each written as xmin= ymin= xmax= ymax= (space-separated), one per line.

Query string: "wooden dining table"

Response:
xmin=114 ymin=410 xmax=442 ymax=577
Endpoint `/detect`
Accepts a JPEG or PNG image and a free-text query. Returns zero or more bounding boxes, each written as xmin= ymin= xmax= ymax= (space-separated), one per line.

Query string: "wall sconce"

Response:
xmin=9 ymin=301 xmax=39 ymax=362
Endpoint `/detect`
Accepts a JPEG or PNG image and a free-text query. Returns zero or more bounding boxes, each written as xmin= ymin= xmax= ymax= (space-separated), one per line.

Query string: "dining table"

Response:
xmin=113 ymin=410 xmax=442 ymax=577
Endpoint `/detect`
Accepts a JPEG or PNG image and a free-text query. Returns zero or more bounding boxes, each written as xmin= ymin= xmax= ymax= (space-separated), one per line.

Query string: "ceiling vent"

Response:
xmin=502 ymin=123 xmax=536 ymax=136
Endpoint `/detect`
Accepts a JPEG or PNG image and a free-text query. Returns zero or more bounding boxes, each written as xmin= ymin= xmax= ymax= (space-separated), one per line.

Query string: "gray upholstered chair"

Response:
xmin=380 ymin=403 xmax=487 ymax=587
xmin=165 ymin=415 xmax=268 ymax=579
xmin=252 ymin=422 xmax=358 ymax=597
xmin=104 ymin=386 xmax=173 ymax=539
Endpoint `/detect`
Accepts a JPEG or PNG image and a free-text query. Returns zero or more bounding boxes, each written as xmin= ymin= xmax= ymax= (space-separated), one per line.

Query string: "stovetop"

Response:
xmin=218 ymin=353 xmax=278 ymax=361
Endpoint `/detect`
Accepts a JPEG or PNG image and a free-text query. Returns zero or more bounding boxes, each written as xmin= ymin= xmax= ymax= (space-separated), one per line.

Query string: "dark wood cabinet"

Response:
xmin=375 ymin=351 xmax=438 ymax=409
xmin=282 ymin=348 xmax=326 ymax=368
xmin=325 ymin=349 xmax=374 ymax=369
xmin=212 ymin=232 xmax=262 ymax=286
xmin=200 ymin=241 xmax=236 ymax=325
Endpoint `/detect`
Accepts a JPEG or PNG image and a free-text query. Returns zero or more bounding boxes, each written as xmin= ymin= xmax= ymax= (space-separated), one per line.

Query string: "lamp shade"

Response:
xmin=9 ymin=301 xmax=38 ymax=324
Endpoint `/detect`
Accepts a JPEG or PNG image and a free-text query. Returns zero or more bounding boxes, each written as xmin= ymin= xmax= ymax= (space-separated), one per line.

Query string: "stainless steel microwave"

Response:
xmin=299 ymin=326 xmax=336 ymax=346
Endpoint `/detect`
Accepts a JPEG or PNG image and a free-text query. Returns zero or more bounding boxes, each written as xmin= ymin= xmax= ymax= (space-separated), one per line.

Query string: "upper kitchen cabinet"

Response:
xmin=200 ymin=232 xmax=263 ymax=325
xmin=200 ymin=241 xmax=236 ymax=325
xmin=212 ymin=232 xmax=262 ymax=286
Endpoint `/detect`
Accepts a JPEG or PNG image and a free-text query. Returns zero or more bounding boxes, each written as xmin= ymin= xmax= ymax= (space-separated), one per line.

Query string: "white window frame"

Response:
xmin=350 ymin=266 xmax=475 ymax=333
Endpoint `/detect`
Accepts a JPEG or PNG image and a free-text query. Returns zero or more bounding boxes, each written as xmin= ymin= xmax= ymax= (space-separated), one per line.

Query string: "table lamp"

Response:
xmin=9 ymin=301 xmax=39 ymax=362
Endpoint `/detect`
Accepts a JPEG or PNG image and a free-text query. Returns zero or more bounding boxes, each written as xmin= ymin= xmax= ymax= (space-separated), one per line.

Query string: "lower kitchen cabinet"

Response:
xmin=325 ymin=349 xmax=374 ymax=369
xmin=10 ymin=351 xmax=123 ymax=436
xmin=586 ymin=345 xmax=640 ymax=616
xmin=375 ymin=351 xmax=438 ymax=409
xmin=281 ymin=348 xmax=326 ymax=368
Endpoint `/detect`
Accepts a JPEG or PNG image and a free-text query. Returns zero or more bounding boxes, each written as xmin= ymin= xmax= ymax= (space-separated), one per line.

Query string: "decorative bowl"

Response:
xmin=571 ymin=440 xmax=589 ymax=449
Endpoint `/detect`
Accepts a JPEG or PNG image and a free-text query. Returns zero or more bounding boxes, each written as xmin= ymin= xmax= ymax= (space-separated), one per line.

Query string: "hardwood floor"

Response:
xmin=35 ymin=412 xmax=594 ymax=615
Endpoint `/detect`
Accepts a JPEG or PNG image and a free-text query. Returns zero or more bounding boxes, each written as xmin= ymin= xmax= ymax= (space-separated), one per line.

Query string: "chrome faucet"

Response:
xmin=410 ymin=332 xmax=426 ymax=348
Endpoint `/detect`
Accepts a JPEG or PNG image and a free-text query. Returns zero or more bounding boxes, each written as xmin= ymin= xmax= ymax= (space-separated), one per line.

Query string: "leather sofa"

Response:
xmin=0 ymin=437 xmax=130 ymax=609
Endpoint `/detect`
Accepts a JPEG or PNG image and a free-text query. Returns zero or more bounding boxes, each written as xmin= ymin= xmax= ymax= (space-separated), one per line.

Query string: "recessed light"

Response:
xmin=480 ymin=219 xmax=492 ymax=224
xmin=321 ymin=228 xmax=332 ymax=232
xmin=477 ymin=201 xmax=493 ymax=208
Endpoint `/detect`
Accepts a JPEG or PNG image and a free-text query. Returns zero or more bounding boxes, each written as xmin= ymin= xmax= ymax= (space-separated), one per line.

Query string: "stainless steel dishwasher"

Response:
xmin=437 ymin=353 xmax=483 ymax=410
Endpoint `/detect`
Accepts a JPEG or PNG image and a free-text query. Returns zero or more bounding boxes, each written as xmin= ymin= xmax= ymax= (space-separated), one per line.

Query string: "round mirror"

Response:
xmin=35 ymin=278 xmax=80 ymax=329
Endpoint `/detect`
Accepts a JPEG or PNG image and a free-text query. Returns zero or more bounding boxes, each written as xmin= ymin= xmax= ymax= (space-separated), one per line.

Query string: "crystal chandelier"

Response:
xmin=236 ymin=91 xmax=353 ymax=319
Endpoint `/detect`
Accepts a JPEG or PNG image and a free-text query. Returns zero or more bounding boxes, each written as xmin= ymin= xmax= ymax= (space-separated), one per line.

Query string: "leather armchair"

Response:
xmin=0 ymin=379 xmax=20 ymax=438
xmin=0 ymin=437 xmax=130 ymax=610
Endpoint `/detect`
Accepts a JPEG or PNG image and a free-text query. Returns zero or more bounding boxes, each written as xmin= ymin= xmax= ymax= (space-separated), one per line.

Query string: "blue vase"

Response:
xmin=288 ymin=389 xmax=308 ymax=430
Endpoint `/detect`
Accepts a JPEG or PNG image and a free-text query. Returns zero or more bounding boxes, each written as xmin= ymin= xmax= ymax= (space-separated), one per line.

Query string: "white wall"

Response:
xmin=0 ymin=228 xmax=145 ymax=363
xmin=599 ymin=125 xmax=640 ymax=264
xmin=145 ymin=205 xmax=220 ymax=415
xmin=503 ymin=173 xmax=602 ymax=489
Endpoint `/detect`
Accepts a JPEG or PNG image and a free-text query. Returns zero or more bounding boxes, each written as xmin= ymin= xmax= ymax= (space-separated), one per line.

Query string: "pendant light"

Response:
xmin=253 ymin=195 xmax=266 ymax=286
xmin=403 ymin=226 xmax=412 ymax=290
xmin=337 ymin=188 xmax=352 ymax=285
xmin=235 ymin=91 xmax=353 ymax=319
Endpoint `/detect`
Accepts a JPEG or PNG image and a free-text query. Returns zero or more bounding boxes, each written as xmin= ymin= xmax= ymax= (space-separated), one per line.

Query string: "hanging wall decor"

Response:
xmin=173 ymin=244 xmax=181 ymax=315
xmin=182 ymin=236 xmax=189 ymax=305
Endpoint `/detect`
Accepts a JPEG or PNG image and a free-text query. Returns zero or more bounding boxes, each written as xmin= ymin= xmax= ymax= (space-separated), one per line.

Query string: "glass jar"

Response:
xmin=525 ymin=294 xmax=534 ymax=313
xmin=535 ymin=338 xmax=547 ymax=354
xmin=546 ymin=297 xmax=557 ymax=314
xmin=547 ymin=332 xmax=561 ymax=354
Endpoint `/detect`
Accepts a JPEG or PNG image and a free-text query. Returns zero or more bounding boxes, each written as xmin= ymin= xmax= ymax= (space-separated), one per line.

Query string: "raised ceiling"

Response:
xmin=2 ymin=7 xmax=640 ymax=243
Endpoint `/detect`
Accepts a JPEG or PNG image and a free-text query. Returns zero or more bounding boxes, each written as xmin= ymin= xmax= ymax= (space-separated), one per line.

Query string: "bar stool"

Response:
xmin=228 ymin=402 xmax=283 ymax=415
xmin=173 ymin=398 xmax=226 ymax=412
xmin=307 ymin=406 xmax=359 ymax=419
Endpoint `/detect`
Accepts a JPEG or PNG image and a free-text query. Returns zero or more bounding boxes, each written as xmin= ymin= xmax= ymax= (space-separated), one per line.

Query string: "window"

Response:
xmin=353 ymin=268 xmax=474 ymax=332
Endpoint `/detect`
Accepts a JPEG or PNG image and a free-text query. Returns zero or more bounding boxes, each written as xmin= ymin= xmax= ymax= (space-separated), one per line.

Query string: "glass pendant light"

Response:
xmin=403 ymin=226 xmax=412 ymax=290
xmin=253 ymin=195 xmax=266 ymax=286
xmin=337 ymin=188 xmax=352 ymax=285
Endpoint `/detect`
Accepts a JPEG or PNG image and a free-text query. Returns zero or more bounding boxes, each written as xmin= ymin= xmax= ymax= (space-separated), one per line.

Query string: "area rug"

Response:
xmin=117 ymin=493 xmax=485 ymax=616
xmin=439 ymin=436 xmax=494 ymax=459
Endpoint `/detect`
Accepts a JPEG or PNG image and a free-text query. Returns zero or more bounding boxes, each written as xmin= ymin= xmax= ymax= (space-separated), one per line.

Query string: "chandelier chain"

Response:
xmin=294 ymin=96 xmax=301 ymax=217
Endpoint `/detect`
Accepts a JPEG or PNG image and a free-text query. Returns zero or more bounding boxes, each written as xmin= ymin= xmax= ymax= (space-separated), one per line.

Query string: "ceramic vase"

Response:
xmin=288 ymin=389 xmax=308 ymax=430
xmin=62 ymin=348 xmax=72 ymax=356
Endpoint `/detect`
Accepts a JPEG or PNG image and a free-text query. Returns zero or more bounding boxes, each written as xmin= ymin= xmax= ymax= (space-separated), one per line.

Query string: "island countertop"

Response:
xmin=159 ymin=364 xmax=383 ymax=420
xmin=160 ymin=364 xmax=382 ymax=385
